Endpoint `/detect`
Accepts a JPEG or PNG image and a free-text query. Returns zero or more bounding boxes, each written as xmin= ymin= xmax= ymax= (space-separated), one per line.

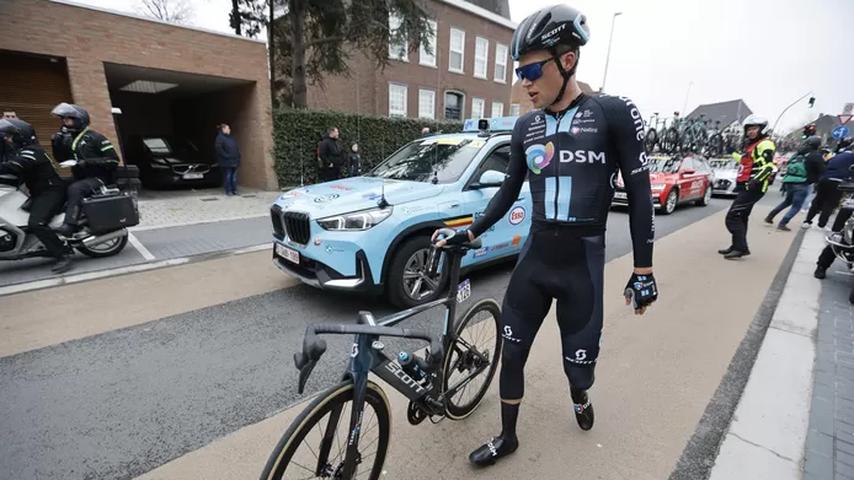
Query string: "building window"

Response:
xmin=389 ymin=83 xmax=408 ymax=117
xmin=471 ymin=97 xmax=485 ymax=120
xmin=388 ymin=13 xmax=408 ymax=62
xmin=419 ymin=20 xmax=437 ymax=67
xmin=492 ymin=101 xmax=504 ymax=117
xmin=418 ymin=89 xmax=435 ymax=119
xmin=510 ymin=103 xmax=521 ymax=116
xmin=449 ymin=28 xmax=465 ymax=74
xmin=474 ymin=37 xmax=489 ymax=79
xmin=445 ymin=91 xmax=464 ymax=120
xmin=494 ymin=43 xmax=508 ymax=83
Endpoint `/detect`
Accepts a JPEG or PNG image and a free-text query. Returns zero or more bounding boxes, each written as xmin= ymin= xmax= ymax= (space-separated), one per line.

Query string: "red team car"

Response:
xmin=613 ymin=155 xmax=713 ymax=214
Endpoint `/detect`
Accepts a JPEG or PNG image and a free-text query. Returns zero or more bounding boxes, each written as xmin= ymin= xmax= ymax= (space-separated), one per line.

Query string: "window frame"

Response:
xmin=474 ymin=36 xmax=489 ymax=79
xmin=494 ymin=43 xmax=508 ymax=83
xmin=491 ymin=101 xmax=504 ymax=117
xmin=418 ymin=88 xmax=436 ymax=119
xmin=471 ymin=97 xmax=486 ymax=120
xmin=448 ymin=27 xmax=466 ymax=74
xmin=388 ymin=13 xmax=408 ymax=62
xmin=419 ymin=19 xmax=438 ymax=67
xmin=444 ymin=90 xmax=465 ymax=121
xmin=388 ymin=82 xmax=408 ymax=117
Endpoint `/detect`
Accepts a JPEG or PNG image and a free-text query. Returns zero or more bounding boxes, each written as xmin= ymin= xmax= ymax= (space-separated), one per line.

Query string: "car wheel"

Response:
xmin=660 ymin=188 xmax=678 ymax=215
xmin=695 ymin=185 xmax=712 ymax=206
xmin=387 ymin=235 xmax=447 ymax=309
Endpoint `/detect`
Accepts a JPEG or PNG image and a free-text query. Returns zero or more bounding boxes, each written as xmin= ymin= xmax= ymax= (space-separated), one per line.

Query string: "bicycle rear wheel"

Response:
xmin=443 ymin=299 xmax=502 ymax=420
xmin=260 ymin=381 xmax=391 ymax=480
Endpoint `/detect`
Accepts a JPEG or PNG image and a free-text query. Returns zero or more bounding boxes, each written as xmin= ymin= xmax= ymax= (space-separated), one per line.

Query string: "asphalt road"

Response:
xmin=0 ymin=197 xmax=747 ymax=480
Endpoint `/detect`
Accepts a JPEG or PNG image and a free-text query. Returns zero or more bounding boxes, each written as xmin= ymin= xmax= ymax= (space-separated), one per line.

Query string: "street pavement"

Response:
xmin=1 ymin=194 xmax=810 ymax=480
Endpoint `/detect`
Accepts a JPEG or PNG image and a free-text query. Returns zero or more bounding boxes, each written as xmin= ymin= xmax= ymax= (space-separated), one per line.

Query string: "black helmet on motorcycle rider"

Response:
xmin=0 ymin=118 xmax=38 ymax=150
xmin=742 ymin=114 xmax=769 ymax=137
xmin=803 ymin=135 xmax=822 ymax=150
xmin=51 ymin=102 xmax=90 ymax=132
xmin=803 ymin=123 xmax=817 ymax=136
xmin=511 ymin=4 xmax=590 ymax=108
xmin=838 ymin=136 xmax=853 ymax=153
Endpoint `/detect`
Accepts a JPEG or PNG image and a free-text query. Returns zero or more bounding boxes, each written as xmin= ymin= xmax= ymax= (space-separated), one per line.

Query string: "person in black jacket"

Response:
xmin=215 ymin=123 xmax=241 ymax=195
xmin=348 ymin=143 xmax=362 ymax=177
xmin=804 ymin=149 xmax=854 ymax=229
xmin=0 ymin=119 xmax=72 ymax=273
xmin=317 ymin=127 xmax=343 ymax=182
xmin=50 ymin=103 xmax=120 ymax=236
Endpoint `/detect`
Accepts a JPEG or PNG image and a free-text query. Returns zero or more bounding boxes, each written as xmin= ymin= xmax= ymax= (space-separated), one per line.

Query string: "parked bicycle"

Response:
xmin=260 ymin=229 xmax=501 ymax=480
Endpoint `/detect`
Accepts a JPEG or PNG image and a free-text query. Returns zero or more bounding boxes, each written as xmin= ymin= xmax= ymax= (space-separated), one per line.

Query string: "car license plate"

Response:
xmin=456 ymin=278 xmax=471 ymax=304
xmin=183 ymin=173 xmax=204 ymax=180
xmin=614 ymin=192 xmax=627 ymax=200
xmin=276 ymin=243 xmax=299 ymax=264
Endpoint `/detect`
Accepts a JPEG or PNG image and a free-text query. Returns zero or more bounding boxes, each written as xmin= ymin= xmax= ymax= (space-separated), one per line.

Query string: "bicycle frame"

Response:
xmin=296 ymin=244 xmax=490 ymax=478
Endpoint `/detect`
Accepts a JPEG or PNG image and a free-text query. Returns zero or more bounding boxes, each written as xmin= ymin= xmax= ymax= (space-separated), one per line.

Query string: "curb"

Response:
xmin=0 ymin=244 xmax=270 ymax=297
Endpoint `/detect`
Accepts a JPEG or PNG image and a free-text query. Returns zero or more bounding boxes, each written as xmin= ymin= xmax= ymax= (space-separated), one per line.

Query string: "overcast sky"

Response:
xmin=76 ymin=0 xmax=853 ymax=134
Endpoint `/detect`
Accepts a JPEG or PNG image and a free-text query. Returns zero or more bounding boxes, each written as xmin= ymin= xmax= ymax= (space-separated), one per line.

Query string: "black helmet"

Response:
xmin=511 ymin=5 xmax=589 ymax=61
xmin=839 ymin=136 xmax=853 ymax=152
xmin=0 ymin=118 xmax=37 ymax=150
xmin=51 ymin=102 xmax=90 ymax=131
xmin=803 ymin=123 xmax=817 ymax=136
xmin=803 ymin=135 xmax=822 ymax=150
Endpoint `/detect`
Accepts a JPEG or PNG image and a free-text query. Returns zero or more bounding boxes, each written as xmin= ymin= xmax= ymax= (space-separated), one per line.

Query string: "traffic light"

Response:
xmin=808 ymin=97 xmax=816 ymax=108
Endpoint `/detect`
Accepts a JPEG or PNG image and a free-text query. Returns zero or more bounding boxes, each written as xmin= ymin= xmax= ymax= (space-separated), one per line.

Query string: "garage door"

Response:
xmin=0 ymin=50 xmax=73 ymax=150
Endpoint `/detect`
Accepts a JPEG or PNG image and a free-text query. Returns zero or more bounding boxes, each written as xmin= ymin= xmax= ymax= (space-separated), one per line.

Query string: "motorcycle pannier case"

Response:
xmin=81 ymin=192 xmax=140 ymax=234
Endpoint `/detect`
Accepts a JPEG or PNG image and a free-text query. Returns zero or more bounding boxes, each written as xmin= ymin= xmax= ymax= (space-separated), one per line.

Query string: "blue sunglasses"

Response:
xmin=515 ymin=58 xmax=554 ymax=82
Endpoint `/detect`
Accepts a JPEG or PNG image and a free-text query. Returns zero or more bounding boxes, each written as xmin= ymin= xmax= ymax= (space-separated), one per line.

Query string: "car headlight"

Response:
xmin=651 ymin=183 xmax=666 ymax=192
xmin=317 ymin=207 xmax=393 ymax=231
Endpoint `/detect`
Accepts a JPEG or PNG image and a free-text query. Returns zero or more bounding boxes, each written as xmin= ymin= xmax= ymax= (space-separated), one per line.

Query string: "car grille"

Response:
xmin=271 ymin=205 xmax=284 ymax=240
xmin=172 ymin=164 xmax=212 ymax=175
xmin=715 ymin=179 xmax=731 ymax=189
xmin=283 ymin=211 xmax=311 ymax=245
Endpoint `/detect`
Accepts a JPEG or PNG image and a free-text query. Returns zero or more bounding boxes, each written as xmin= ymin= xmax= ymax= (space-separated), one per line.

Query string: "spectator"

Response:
xmin=317 ymin=127 xmax=343 ymax=182
xmin=764 ymin=136 xmax=824 ymax=230
xmin=215 ymin=123 xmax=241 ymax=196
xmin=803 ymin=149 xmax=854 ymax=228
xmin=421 ymin=127 xmax=432 ymax=137
xmin=348 ymin=143 xmax=362 ymax=177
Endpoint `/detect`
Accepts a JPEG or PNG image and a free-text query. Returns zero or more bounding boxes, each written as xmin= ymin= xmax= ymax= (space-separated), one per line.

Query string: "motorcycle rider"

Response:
xmin=719 ymin=115 xmax=776 ymax=259
xmin=0 ymin=119 xmax=72 ymax=273
xmin=50 ymin=102 xmax=120 ymax=236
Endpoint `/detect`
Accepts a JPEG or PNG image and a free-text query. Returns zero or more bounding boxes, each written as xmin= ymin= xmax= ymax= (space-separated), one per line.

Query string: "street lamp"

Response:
xmin=682 ymin=81 xmax=694 ymax=117
xmin=599 ymin=12 xmax=622 ymax=93
xmin=772 ymin=91 xmax=815 ymax=134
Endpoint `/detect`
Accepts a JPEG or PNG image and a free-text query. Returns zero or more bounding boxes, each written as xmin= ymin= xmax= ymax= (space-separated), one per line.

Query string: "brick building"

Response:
xmin=291 ymin=0 xmax=516 ymax=123
xmin=0 ymin=0 xmax=277 ymax=189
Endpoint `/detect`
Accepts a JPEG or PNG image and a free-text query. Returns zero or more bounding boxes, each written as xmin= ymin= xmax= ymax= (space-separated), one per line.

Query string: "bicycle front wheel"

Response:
xmin=443 ymin=299 xmax=502 ymax=420
xmin=260 ymin=381 xmax=391 ymax=480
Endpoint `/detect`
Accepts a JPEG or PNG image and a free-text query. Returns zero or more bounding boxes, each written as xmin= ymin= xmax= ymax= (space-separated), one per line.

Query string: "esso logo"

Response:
xmin=509 ymin=207 xmax=526 ymax=225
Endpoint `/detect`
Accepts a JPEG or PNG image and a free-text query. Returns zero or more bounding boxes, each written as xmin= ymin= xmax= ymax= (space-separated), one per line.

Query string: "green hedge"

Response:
xmin=272 ymin=108 xmax=463 ymax=187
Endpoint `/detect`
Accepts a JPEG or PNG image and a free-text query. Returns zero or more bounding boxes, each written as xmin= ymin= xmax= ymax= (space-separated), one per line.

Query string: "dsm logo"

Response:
xmin=525 ymin=142 xmax=554 ymax=175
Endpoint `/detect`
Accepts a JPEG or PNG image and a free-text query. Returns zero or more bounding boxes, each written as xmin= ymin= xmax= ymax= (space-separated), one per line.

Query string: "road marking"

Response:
xmin=0 ymin=243 xmax=270 ymax=297
xmin=130 ymin=214 xmax=268 ymax=232
xmin=128 ymin=233 xmax=156 ymax=261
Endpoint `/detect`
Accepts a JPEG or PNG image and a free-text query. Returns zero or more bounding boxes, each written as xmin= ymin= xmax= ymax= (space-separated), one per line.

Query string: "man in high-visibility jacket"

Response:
xmin=719 ymin=114 xmax=776 ymax=259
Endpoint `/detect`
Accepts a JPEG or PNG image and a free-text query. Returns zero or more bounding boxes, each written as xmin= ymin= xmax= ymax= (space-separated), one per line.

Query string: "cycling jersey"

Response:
xmin=469 ymin=93 xmax=654 ymax=267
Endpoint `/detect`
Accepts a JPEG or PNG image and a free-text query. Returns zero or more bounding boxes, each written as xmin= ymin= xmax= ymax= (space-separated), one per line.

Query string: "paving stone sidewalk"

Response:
xmin=804 ymin=242 xmax=854 ymax=480
xmin=135 ymin=188 xmax=281 ymax=229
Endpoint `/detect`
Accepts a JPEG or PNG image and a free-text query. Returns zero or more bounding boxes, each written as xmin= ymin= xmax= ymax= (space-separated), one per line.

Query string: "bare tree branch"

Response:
xmin=139 ymin=0 xmax=193 ymax=24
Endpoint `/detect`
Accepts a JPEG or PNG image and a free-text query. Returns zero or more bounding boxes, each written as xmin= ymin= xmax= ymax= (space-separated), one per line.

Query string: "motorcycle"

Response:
xmin=823 ymin=182 xmax=854 ymax=303
xmin=0 ymin=167 xmax=140 ymax=263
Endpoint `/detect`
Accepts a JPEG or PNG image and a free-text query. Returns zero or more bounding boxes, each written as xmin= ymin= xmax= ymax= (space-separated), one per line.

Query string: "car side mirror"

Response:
xmin=472 ymin=170 xmax=505 ymax=189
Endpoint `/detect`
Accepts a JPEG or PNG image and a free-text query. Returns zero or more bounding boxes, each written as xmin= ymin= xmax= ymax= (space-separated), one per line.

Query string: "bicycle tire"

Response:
xmin=644 ymin=129 xmax=658 ymax=153
xmin=260 ymin=381 xmax=391 ymax=480
xmin=443 ymin=298 xmax=502 ymax=420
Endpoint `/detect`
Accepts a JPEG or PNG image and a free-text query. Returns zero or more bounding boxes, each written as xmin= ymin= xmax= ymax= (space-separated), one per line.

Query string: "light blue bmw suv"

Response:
xmin=270 ymin=118 xmax=532 ymax=307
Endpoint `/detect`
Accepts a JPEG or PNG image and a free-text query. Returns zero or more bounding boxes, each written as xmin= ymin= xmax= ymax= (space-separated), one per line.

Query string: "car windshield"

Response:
xmin=143 ymin=137 xmax=199 ymax=157
xmin=367 ymin=136 xmax=484 ymax=183
xmin=709 ymin=159 xmax=738 ymax=170
xmin=649 ymin=158 xmax=681 ymax=174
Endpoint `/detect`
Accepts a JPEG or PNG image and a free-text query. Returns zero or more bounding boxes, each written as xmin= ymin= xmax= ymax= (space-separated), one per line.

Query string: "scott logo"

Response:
xmin=385 ymin=362 xmax=427 ymax=394
xmin=558 ymin=150 xmax=607 ymax=164
xmin=541 ymin=23 xmax=567 ymax=41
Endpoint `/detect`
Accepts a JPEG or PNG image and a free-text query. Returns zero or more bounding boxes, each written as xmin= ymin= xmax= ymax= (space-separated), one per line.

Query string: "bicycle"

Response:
xmin=260 ymin=228 xmax=502 ymax=480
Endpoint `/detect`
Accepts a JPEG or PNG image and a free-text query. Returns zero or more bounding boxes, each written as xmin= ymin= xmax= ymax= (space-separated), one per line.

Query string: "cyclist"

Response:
xmin=434 ymin=4 xmax=657 ymax=466
xmin=718 ymin=115 xmax=776 ymax=259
